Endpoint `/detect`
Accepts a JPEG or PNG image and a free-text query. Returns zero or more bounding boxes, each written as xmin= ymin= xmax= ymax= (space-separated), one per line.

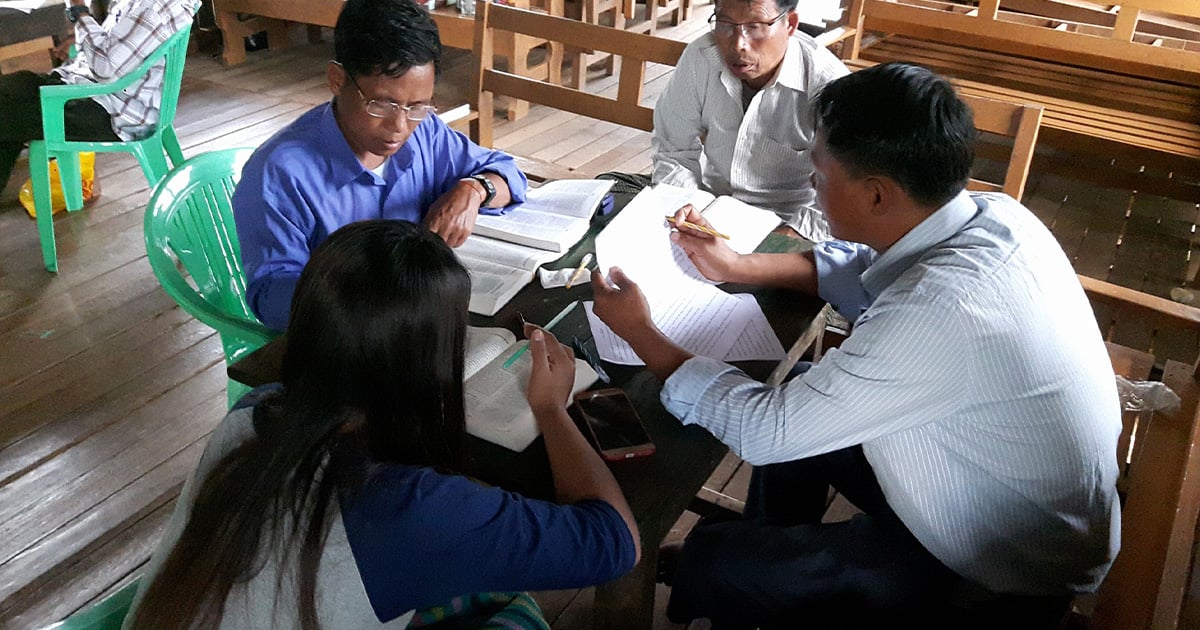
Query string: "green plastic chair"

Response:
xmin=31 ymin=24 xmax=193 ymax=272
xmin=144 ymin=148 xmax=277 ymax=407
xmin=41 ymin=578 xmax=139 ymax=630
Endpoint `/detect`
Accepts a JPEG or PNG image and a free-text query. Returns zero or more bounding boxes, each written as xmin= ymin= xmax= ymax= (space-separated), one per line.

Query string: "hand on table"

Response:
xmin=424 ymin=180 xmax=482 ymax=248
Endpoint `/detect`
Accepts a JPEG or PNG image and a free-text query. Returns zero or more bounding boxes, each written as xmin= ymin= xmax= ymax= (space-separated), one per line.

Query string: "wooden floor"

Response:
xmin=1 ymin=3 xmax=1199 ymax=628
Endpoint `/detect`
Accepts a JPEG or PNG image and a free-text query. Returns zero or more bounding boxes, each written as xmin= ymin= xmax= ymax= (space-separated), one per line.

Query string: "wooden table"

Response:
xmin=227 ymin=224 xmax=822 ymax=629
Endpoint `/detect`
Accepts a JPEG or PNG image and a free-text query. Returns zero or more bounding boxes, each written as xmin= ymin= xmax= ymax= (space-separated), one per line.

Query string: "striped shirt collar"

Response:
xmin=861 ymin=189 xmax=979 ymax=300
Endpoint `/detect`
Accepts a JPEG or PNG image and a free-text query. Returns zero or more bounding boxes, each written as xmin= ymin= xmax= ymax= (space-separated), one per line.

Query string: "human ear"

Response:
xmin=326 ymin=62 xmax=344 ymax=97
xmin=784 ymin=10 xmax=799 ymax=36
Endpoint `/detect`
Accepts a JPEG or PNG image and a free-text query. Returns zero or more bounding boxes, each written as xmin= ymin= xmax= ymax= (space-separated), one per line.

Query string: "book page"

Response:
xmin=723 ymin=294 xmax=786 ymax=362
xmin=472 ymin=179 xmax=614 ymax=251
xmin=465 ymin=326 xmax=517 ymax=379
xmin=474 ymin=208 xmax=591 ymax=252
xmin=458 ymin=235 xmax=562 ymax=271
xmin=456 ymin=256 xmax=533 ymax=317
xmin=521 ymin=179 xmax=615 ymax=219
xmin=701 ymin=196 xmax=783 ymax=255
xmin=464 ymin=348 xmax=598 ymax=451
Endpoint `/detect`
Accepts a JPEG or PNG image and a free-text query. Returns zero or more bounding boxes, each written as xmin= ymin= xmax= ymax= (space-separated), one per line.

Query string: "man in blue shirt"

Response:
xmin=591 ymin=63 xmax=1120 ymax=627
xmin=233 ymin=0 xmax=528 ymax=330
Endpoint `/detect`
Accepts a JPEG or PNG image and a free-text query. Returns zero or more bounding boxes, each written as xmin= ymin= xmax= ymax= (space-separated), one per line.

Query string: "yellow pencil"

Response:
xmin=664 ymin=215 xmax=730 ymax=240
xmin=565 ymin=253 xmax=593 ymax=289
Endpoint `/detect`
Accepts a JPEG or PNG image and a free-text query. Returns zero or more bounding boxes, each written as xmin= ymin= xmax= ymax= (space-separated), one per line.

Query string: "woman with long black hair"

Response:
xmin=126 ymin=220 xmax=639 ymax=628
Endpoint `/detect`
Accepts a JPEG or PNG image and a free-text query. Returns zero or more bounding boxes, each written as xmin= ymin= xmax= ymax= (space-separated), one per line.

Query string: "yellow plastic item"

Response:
xmin=19 ymin=152 xmax=96 ymax=219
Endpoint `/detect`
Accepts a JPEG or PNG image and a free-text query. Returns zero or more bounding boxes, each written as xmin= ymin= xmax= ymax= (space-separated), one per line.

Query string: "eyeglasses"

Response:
xmin=337 ymin=63 xmax=437 ymax=122
xmin=708 ymin=10 xmax=788 ymax=41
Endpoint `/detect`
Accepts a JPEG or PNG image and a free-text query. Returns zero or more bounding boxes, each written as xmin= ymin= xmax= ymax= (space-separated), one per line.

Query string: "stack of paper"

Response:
xmin=586 ymin=185 xmax=786 ymax=365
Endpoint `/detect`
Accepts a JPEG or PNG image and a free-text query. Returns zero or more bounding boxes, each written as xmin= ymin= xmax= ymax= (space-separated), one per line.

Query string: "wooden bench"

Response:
xmin=830 ymin=0 xmax=1200 ymax=203
xmin=1076 ymin=278 xmax=1200 ymax=629
xmin=470 ymin=1 xmax=685 ymax=181
xmin=210 ymin=0 xmax=563 ymax=120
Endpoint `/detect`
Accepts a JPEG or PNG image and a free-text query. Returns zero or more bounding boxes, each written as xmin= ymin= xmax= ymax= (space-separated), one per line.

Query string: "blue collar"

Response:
xmin=318 ymin=102 xmax=416 ymax=186
xmin=861 ymin=190 xmax=978 ymax=300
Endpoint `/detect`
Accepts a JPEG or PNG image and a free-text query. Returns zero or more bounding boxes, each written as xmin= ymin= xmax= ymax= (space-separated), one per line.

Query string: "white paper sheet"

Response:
xmin=584 ymin=287 xmax=747 ymax=365
xmin=587 ymin=185 xmax=783 ymax=365
xmin=723 ymin=295 xmax=786 ymax=362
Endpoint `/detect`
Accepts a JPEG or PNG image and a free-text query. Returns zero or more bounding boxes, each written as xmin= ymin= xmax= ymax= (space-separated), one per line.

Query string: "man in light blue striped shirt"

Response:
xmin=593 ymin=63 xmax=1121 ymax=627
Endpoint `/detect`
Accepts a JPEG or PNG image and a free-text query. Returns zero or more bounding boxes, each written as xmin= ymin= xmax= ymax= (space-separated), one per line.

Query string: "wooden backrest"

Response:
xmin=959 ymin=93 xmax=1043 ymax=201
xmin=470 ymin=1 xmax=686 ymax=148
xmin=841 ymin=0 xmax=1200 ymax=85
xmin=1082 ymin=275 xmax=1200 ymax=629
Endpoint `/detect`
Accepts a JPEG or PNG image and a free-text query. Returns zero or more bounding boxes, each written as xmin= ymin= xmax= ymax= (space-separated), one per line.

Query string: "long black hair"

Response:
xmin=128 ymin=220 xmax=472 ymax=629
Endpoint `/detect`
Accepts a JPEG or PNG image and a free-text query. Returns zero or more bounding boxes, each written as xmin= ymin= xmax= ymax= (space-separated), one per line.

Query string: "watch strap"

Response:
xmin=468 ymin=174 xmax=497 ymax=207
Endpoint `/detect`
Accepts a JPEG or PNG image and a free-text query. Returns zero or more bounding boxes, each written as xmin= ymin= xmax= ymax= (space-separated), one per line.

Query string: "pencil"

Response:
xmin=503 ymin=300 xmax=579 ymax=368
xmin=664 ymin=215 xmax=730 ymax=240
xmin=565 ymin=253 xmax=593 ymax=289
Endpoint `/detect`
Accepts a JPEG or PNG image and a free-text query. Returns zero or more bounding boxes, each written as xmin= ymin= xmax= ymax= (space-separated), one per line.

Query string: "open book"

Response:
xmin=472 ymin=179 xmax=614 ymax=252
xmin=464 ymin=326 xmax=598 ymax=452
xmin=457 ymin=179 xmax=614 ymax=316
xmin=456 ymin=237 xmax=561 ymax=317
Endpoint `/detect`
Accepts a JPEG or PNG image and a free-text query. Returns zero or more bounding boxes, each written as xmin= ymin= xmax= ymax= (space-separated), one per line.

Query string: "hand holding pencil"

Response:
xmin=667 ymin=205 xmax=742 ymax=284
xmin=664 ymin=205 xmax=729 ymax=240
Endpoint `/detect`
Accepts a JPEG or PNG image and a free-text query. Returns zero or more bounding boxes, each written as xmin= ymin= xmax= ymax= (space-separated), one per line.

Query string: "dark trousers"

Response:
xmin=0 ymin=71 xmax=118 ymax=194
xmin=667 ymin=446 xmax=1071 ymax=629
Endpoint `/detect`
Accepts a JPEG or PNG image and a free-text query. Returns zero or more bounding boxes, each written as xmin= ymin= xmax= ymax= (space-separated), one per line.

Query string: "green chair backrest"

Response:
xmin=41 ymin=578 xmax=139 ymax=630
xmin=40 ymin=23 xmax=191 ymax=150
xmin=144 ymin=148 xmax=276 ymax=387
xmin=31 ymin=20 xmax=195 ymax=273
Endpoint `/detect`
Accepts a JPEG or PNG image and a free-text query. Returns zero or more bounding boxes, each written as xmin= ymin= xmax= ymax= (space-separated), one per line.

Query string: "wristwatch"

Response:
xmin=65 ymin=4 xmax=90 ymax=23
xmin=467 ymin=173 xmax=497 ymax=207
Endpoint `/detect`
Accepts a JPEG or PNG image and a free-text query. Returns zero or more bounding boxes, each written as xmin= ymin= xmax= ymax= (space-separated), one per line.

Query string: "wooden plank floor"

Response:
xmin=1 ymin=3 xmax=1199 ymax=627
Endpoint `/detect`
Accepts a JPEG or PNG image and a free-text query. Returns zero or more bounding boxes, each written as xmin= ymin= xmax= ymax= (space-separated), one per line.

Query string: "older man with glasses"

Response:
xmin=649 ymin=0 xmax=847 ymax=241
xmin=233 ymin=0 xmax=527 ymax=331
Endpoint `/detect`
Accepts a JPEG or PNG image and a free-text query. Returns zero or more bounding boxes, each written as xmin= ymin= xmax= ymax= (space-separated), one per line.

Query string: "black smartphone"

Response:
xmin=573 ymin=388 xmax=656 ymax=461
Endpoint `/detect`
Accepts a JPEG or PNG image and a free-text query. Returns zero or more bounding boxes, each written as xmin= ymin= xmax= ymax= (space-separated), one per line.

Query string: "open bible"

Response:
xmin=464 ymin=326 xmax=598 ymax=451
xmin=457 ymin=179 xmax=614 ymax=316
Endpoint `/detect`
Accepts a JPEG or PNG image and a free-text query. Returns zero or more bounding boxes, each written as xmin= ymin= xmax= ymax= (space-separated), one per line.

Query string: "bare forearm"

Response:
xmin=537 ymin=407 xmax=641 ymax=559
xmin=727 ymin=251 xmax=819 ymax=295
xmin=621 ymin=325 xmax=694 ymax=383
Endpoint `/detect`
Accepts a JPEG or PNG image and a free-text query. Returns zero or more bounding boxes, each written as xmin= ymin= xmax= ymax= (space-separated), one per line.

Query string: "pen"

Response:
xmin=565 ymin=253 xmax=593 ymax=289
xmin=503 ymin=300 xmax=580 ymax=368
xmin=664 ymin=215 xmax=730 ymax=240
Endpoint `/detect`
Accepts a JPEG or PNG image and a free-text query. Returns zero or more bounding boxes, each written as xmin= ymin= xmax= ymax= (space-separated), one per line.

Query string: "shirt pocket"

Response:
xmin=754 ymin=135 xmax=813 ymax=189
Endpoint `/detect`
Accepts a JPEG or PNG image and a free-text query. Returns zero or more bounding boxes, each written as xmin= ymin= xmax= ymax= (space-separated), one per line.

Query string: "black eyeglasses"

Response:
xmin=708 ymin=10 xmax=788 ymax=41
xmin=334 ymin=62 xmax=437 ymax=122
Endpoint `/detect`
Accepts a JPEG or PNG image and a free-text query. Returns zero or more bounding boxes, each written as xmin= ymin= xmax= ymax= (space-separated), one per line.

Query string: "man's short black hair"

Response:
xmin=334 ymin=0 xmax=442 ymax=78
xmin=715 ymin=0 xmax=800 ymax=13
xmin=812 ymin=63 xmax=975 ymax=208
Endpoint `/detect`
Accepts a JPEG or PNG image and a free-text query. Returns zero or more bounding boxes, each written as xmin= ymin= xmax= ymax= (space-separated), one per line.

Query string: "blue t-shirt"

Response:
xmin=342 ymin=466 xmax=637 ymax=621
xmin=232 ymin=102 xmax=529 ymax=330
xmin=185 ymin=386 xmax=638 ymax=623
